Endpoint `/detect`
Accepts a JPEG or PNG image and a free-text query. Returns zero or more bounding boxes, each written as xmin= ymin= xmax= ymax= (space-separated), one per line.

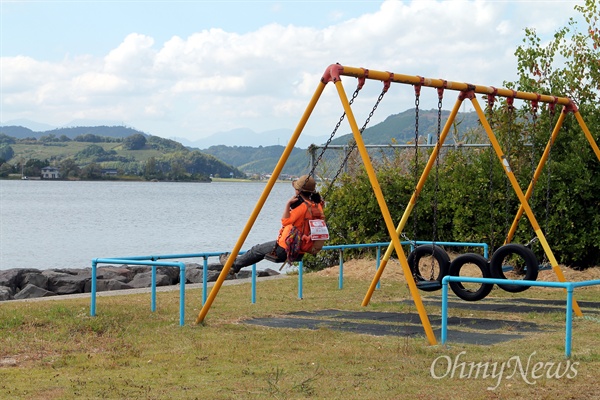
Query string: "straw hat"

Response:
xmin=292 ymin=175 xmax=316 ymax=192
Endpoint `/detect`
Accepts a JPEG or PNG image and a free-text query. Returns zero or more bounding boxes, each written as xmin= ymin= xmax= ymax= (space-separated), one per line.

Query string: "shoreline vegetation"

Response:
xmin=2 ymin=175 xmax=291 ymax=183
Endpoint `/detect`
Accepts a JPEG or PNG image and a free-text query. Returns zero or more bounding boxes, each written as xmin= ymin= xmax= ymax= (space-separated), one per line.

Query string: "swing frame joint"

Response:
xmin=357 ymin=68 xmax=369 ymax=89
xmin=436 ymin=79 xmax=447 ymax=99
xmin=413 ymin=76 xmax=425 ymax=96
xmin=548 ymin=96 xmax=559 ymax=114
xmin=383 ymin=72 xmax=394 ymax=92
xmin=486 ymin=86 xmax=498 ymax=108
xmin=532 ymin=93 xmax=541 ymax=114
xmin=459 ymin=87 xmax=475 ymax=101
xmin=322 ymin=63 xmax=344 ymax=84
xmin=564 ymin=99 xmax=579 ymax=114
xmin=507 ymin=90 xmax=517 ymax=109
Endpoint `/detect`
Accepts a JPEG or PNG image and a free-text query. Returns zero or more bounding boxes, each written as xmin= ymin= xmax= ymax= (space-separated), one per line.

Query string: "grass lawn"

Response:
xmin=0 ymin=260 xmax=599 ymax=399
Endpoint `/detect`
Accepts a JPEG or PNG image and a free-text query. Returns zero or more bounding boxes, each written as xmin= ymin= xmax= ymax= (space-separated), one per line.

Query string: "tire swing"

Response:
xmin=408 ymin=244 xmax=450 ymax=291
xmin=406 ymin=85 xmax=449 ymax=292
xmin=489 ymin=243 xmax=539 ymax=293
xmin=448 ymin=253 xmax=494 ymax=301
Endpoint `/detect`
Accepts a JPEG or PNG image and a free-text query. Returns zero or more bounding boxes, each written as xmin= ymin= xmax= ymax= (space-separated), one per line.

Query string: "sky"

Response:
xmin=0 ymin=0 xmax=586 ymax=145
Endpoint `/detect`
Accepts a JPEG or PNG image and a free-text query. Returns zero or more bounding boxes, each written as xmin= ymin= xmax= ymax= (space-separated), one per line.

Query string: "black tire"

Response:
xmin=489 ymin=244 xmax=539 ymax=293
xmin=407 ymin=245 xmax=450 ymax=292
xmin=448 ymin=253 xmax=494 ymax=301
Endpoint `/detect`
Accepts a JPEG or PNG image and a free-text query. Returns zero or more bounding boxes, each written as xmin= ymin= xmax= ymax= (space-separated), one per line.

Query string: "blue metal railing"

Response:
xmin=441 ymin=275 xmax=600 ymax=357
xmin=90 ymin=240 xmax=488 ymax=324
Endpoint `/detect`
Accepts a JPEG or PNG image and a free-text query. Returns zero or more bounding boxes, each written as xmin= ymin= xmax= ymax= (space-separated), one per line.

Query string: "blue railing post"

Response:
xmin=565 ymin=284 xmax=574 ymax=357
xmin=338 ymin=249 xmax=344 ymax=290
xmin=202 ymin=256 xmax=209 ymax=306
xmin=178 ymin=262 xmax=185 ymax=326
xmin=252 ymin=264 xmax=257 ymax=304
xmin=441 ymin=276 xmax=449 ymax=345
xmin=298 ymin=261 xmax=303 ymax=299
xmin=151 ymin=265 xmax=157 ymax=312
xmin=90 ymin=260 xmax=97 ymax=316
xmin=376 ymin=246 xmax=381 ymax=290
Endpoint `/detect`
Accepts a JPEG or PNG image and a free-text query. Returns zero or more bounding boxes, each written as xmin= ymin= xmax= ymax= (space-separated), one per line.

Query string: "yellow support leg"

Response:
xmin=333 ymin=78 xmax=437 ymax=345
xmin=194 ymin=80 xmax=328 ymax=325
xmin=362 ymin=95 xmax=464 ymax=306
xmin=471 ymin=96 xmax=583 ymax=317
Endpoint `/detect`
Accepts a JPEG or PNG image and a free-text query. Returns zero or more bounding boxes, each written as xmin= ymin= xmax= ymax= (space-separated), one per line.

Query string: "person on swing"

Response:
xmin=219 ymin=174 xmax=325 ymax=276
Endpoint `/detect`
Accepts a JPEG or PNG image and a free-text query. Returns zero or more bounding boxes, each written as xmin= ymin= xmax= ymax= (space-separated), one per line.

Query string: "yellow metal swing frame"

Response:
xmin=196 ymin=65 xmax=600 ymax=346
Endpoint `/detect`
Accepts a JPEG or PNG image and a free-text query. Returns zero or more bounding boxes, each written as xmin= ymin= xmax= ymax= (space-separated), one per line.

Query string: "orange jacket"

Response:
xmin=277 ymin=199 xmax=325 ymax=253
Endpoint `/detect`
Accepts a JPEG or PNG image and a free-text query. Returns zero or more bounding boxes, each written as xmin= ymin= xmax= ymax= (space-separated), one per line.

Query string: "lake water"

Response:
xmin=0 ymin=180 xmax=294 ymax=270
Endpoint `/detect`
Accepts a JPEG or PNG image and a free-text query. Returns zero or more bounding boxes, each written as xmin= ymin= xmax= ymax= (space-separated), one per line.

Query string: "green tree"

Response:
xmin=0 ymin=144 xmax=14 ymax=161
xmin=0 ymin=162 xmax=13 ymax=177
xmin=0 ymin=134 xmax=16 ymax=144
xmin=59 ymin=158 xmax=80 ymax=179
xmin=143 ymin=156 xmax=163 ymax=180
xmin=24 ymin=159 xmax=49 ymax=177
xmin=123 ymin=134 xmax=147 ymax=150
xmin=80 ymin=163 xmax=103 ymax=180
xmin=509 ymin=0 xmax=600 ymax=268
xmin=322 ymin=1 xmax=599 ymax=269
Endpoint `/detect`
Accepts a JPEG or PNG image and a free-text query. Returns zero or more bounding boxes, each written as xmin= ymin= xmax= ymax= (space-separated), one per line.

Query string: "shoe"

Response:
xmin=219 ymin=253 xmax=237 ymax=277
xmin=219 ymin=252 xmax=230 ymax=266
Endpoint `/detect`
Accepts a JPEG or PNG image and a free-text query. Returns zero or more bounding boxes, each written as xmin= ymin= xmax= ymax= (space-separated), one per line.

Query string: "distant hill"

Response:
xmin=0 ymin=125 xmax=147 ymax=140
xmin=173 ymin=127 xmax=330 ymax=150
xmin=0 ymin=131 xmax=244 ymax=181
xmin=1 ymin=109 xmax=483 ymax=177
xmin=330 ymin=108 xmax=481 ymax=146
xmin=202 ymin=145 xmax=311 ymax=176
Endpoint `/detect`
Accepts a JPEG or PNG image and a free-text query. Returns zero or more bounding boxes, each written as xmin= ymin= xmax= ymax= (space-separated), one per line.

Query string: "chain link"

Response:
xmin=412 ymin=90 xmax=420 ymax=241
xmin=309 ymin=86 xmax=361 ymax=177
xmin=324 ymin=89 xmax=387 ymax=198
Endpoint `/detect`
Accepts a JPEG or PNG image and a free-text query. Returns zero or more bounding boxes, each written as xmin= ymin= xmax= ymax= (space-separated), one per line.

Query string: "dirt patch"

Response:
xmin=315 ymin=257 xmax=600 ymax=283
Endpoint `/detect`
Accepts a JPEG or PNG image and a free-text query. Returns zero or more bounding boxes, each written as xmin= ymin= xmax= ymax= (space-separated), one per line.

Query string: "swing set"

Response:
xmin=195 ymin=64 xmax=600 ymax=346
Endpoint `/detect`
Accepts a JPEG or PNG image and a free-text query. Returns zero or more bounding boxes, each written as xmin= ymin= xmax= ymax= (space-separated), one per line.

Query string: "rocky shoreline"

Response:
xmin=0 ymin=263 xmax=280 ymax=301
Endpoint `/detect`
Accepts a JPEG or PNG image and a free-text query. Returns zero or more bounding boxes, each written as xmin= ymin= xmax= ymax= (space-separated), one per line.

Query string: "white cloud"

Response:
xmin=0 ymin=0 xmax=584 ymax=140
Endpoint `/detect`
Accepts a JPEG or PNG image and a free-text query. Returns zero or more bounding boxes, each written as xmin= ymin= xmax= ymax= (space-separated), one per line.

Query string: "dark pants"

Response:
xmin=231 ymin=240 xmax=287 ymax=272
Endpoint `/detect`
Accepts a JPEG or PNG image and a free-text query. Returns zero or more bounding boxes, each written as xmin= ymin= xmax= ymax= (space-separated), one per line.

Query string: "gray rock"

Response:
xmin=128 ymin=272 xmax=171 ymax=288
xmin=21 ymin=272 xmax=49 ymax=290
xmin=0 ymin=286 xmax=14 ymax=301
xmin=84 ymin=279 xmax=133 ymax=292
xmin=43 ymin=271 xmax=88 ymax=295
xmin=261 ymin=268 xmax=281 ymax=277
xmin=0 ymin=268 xmax=42 ymax=288
xmin=0 ymin=262 xmax=280 ymax=302
xmin=236 ymin=268 xmax=280 ymax=279
xmin=13 ymin=284 xmax=56 ymax=299
xmin=185 ymin=268 xmax=220 ymax=283
xmin=207 ymin=262 xmax=226 ymax=271
xmin=95 ymin=266 xmax=135 ymax=281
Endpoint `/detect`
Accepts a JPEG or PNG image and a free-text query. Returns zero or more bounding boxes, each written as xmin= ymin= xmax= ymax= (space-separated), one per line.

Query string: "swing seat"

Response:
xmin=416 ymin=280 xmax=442 ymax=290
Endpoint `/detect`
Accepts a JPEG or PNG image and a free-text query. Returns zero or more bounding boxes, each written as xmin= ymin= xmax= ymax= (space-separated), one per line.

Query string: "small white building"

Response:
xmin=41 ymin=167 xmax=60 ymax=179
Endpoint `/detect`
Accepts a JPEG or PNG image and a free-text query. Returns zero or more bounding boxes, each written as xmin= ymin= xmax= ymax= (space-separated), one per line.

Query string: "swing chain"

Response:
xmin=541 ymin=103 xmax=557 ymax=264
xmin=427 ymin=89 xmax=444 ymax=281
xmin=525 ymin=236 xmax=538 ymax=248
xmin=309 ymin=85 xmax=362 ymax=177
xmin=432 ymin=88 xmax=443 ymax=245
xmin=412 ymin=84 xmax=421 ymax=241
xmin=401 ymin=232 xmax=415 ymax=245
xmin=503 ymin=98 xmax=515 ymax=239
xmin=325 ymin=88 xmax=388 ymax=196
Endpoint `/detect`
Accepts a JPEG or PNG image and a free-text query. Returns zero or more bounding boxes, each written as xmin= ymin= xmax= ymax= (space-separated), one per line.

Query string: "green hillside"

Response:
xmin=330 ymin=108 xmax=481 ymax=145
xmin=0 ymin=132 xmax=244 ymax=181
xmin=0 ymin=109 xmax=483 ymax=179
